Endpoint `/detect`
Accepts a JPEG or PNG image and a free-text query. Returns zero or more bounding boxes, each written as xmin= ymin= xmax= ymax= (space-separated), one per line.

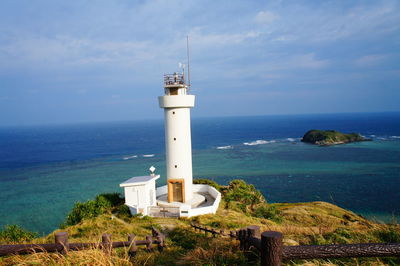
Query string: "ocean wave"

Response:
xmin=123 ymin=155 xmax=138 ymax=160
xmin=243 ymin=140 xmax=275 ymax=146
xmin=287 ymin=138 xmax=296 ymax=142
xmin=142 ymin=154 xmax=155 ymax=158
xmin=216 ymin=145 xmax=233 ymax=150
xmin=377 ymin=137 xmax=387 ymax=140
xmin=391 ymin=136 xmax=400 ymax=139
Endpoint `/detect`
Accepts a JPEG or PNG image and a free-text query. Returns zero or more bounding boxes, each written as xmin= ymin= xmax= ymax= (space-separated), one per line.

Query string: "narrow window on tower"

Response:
xmin=174 ymin=138 xmax=176 ymax=141
xmin=175 ymin=165 xmax=177 ymax=168
xmin=172 ymin=111 xmax=175 ymax=115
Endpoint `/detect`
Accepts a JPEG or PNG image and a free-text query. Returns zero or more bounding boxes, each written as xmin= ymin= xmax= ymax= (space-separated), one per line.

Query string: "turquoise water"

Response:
xmin=1 ymin=113 xmax=399 ymax=234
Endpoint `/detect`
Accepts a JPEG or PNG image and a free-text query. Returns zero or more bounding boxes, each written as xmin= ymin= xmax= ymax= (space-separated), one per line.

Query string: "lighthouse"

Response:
xmin=158 ymin=72 xmax=195 ymax=203
xmin=120 ymin=45 xmax=221 ymax=217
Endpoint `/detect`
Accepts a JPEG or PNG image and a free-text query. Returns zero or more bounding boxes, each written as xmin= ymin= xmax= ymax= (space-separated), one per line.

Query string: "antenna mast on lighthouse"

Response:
xmin=186 ymin=35 xmax=191 ymax=89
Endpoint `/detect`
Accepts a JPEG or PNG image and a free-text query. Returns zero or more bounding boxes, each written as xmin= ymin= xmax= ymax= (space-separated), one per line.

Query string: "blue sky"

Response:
xmin=0 ymin=0 xmax=399 ymax=125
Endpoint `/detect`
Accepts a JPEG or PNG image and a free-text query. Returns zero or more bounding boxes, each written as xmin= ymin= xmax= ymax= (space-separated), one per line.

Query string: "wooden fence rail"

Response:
xmin=0 ymin=227 xmax=165 ymax=257
xmin=191 ymin=223 xmax=400 ymax=266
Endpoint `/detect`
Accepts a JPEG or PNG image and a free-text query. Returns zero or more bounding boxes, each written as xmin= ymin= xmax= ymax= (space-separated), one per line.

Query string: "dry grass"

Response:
xmin=1 ymin=200 xmax=399 ymax=266
xmin=1 ymin=246 xmax=133 ymax=265
xmin=285 ymin=257 xmax=390 ymax=266
xmin=177 ymin=237 xmax=247 ymax=265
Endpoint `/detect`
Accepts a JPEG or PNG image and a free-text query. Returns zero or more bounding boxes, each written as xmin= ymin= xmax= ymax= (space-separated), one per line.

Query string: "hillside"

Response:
xmin=1 ymin=179 xmax=399 ymax=265
xmin=301 ymin=129 xmax=368 ymax=146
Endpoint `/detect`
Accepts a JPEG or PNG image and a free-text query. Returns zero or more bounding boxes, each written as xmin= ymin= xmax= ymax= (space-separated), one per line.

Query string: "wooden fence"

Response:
xmin=0 ymin=227 xmax=165 ymax=257
xmin=191 ymin=223 xmax=400 ymax=266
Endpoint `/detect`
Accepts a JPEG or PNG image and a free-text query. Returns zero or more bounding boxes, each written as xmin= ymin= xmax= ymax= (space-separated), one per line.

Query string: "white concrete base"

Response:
xmin=154 ymin=184 xmax=221 ymax=218
xmin=157 ymin=193 xmax=206 ymax=208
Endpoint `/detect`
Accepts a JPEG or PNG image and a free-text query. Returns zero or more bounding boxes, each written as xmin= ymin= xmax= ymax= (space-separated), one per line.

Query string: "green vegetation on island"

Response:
xmin=301 ymin=129 xmax=369 ymax=146
xmin=1 ymin=179 xmax=399 ymax=265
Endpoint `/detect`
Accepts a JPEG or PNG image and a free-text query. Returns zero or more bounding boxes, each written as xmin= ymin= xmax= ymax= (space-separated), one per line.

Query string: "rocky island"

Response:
xmin=301 ymin=129 xmax=369 ymax=146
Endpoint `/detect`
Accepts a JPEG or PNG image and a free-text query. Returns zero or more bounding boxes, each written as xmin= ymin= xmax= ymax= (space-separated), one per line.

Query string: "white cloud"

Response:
xmin=292 ymin=53 xmax=329 ymax=69
xmin=293 ymin=2 xmax=399 ymax=42
xmin=255 ymin=11 xmax=278 ymax=24
xmin=188 ymin=28 xmax=260 ymax=47
xmin=354 ymin=54 xmax=387 ymax=67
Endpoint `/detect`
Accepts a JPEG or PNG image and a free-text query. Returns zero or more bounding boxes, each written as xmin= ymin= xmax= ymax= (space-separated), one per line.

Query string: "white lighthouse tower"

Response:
xmin=158 ymin=72 xmax=195 ymax=203
xmin=120 ymin=43 xmax=221 ymax=217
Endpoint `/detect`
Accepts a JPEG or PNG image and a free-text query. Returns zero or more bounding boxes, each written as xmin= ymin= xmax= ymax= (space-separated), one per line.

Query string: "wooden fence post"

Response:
xmin=243 ymin=227 xmax=249 ymax=250
xmin=211 ymin=229 xmax=216 ymax=238
xmin=102 ymin=234 xmax=112 ymax=255
xmin=261 ymin=231 xmax=283 ymax=266
xmin=247 ymin=225 xmax=260 ymax=250
xmin=146 ymin=236 xmax=153 ymax=251
xmin=239 ymin=229 xmax=247 ymax=250
xmin=156 ymin=235 xmax=164 ymax=252
xmin=55 ymin=232 xmax=69 ymax=254
xmin=247 ymin=226 xmax=260 ymax=238
xmin=238 ymin=230 xmax=242 ymax=248
xmin=128 ymin=234 xmax=137 ymax=257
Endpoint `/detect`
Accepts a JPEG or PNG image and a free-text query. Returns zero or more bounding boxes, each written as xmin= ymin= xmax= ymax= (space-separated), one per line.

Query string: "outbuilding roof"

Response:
xmin=119 ymin=175 xmax=160 ymax=187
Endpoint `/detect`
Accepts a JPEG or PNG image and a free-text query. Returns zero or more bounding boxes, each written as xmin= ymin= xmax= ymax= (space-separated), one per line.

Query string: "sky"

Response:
xmin=0 ymin=0 xmax=399 ymax=126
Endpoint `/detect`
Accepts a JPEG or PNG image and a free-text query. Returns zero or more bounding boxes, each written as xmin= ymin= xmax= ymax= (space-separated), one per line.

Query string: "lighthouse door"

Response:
xmin=172 ymin=182 xmax=183 ymax=202
xmin=168 ymin=179 xmax=185 ymax=203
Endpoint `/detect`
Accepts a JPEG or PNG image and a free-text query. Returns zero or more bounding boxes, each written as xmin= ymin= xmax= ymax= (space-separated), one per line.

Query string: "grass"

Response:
xmin=1 ymin=179 xmax=399 ymax=265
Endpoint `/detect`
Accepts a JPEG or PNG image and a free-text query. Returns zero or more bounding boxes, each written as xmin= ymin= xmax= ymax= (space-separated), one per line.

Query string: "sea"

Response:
xmin=0 ymin=112 xmax=399 ymax=235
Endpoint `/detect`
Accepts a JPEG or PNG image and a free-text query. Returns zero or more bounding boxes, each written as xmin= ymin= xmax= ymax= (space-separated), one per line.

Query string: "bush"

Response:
xmin=207 ymin=221 xmax=222 ymax=228
xmin=115 ymin=204 xmax=132 ymax=220
xmin=224 ymin=179 xmax=265 ymax=211
xmin=193 ymin=178 xmax=221 ymax=191
xmin=0 ymin=225 xmax=38 ymax=243
xmin=62 ymin=193 xmax=124 ymax=227
xmin=168 ymin=228 xmax=202 ymax=250
xmin=205 ymin=220 xmax=242 ymax=229
xmin=376 ymin=228 xmax=400 ymax=243
xmin=323 ymin=227 xmax=353 ymax=244
xmin=95 ymin=193 xmax=124 ymax=207
xmin=253 ymin=205 xmax=282 ymax=223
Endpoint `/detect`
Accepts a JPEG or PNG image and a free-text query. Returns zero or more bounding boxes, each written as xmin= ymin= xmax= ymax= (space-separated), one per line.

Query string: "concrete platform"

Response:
xmin=157 ymin=192 xmax=206 ymax=208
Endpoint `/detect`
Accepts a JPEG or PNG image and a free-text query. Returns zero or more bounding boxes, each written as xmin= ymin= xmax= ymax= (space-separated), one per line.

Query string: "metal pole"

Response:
xmin=187 ymin=35 xmax=191 ymax=89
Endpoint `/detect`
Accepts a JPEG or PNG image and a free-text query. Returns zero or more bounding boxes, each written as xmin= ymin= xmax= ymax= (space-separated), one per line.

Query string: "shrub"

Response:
xmin=95 ymin=193 xmax=124 ymax=207
xmin=193 ymin=178 xmax=221 ymax=191
xmin=115 ymin=204 xmax=132 ymax=220
xmin=253 ymin=205 xmax=282 ymax=223
xmin=168 ymin=228 xmax=202 ymax=250
xmin=224 ymin=179 xmax=265 ymax=211
xmin=207 ymin=221 xmax=221 ymax=228
xmin=323 ymin=227 xmax=353 ymax=244
xmin=376 ymin=228 xmax=400 ymax=243
xmin=62 ymin=193 xmax=124 ymax=227
xmin=141 ymin=215 xmax=153 ymax=221
xmin=0 ymin=225 xmax=38 ymax=243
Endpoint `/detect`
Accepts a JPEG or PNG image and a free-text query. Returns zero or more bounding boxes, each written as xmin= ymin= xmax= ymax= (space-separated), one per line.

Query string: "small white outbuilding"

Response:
xmin=119 ymin=175 xmax=160 ymax=216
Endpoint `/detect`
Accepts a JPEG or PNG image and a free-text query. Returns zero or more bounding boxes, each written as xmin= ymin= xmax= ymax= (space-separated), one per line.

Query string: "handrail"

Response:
xmin=190 ymin=223 xmax=400 ymax=265
xmin=0 ymin=227 xmax=165 ymax=257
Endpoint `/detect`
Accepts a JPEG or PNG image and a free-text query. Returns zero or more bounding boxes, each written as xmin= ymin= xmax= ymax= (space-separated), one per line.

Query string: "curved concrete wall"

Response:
xmin=155 ymin=184 xmax=221 ymax=217
xmin=189 ymin=184 xmax=221 ymax=216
